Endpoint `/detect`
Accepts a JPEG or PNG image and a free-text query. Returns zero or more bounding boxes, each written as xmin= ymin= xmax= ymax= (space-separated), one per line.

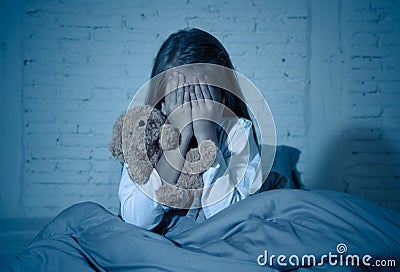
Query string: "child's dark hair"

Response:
xmin=145 ymin=27 xmax=259 ymax=148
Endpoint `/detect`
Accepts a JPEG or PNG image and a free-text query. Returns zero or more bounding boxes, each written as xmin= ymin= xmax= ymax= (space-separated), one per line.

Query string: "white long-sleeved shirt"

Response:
xmin=118 ymin=117 xmax=261 ymax=230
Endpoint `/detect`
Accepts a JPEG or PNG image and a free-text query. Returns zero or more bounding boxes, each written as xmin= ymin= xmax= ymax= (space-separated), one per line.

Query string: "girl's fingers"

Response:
xmin=179 ymin=72 xmax=187 ymax=105
xmin=204 ymin=75 xmax=222 ymax=102
xmin=199 ymin=75 xmax=212 ymax=100
xmin=194 ymin=77 xmax=204 ymax=101
xmin=178 ymin=73 xmax=184 ymax=89
xmin=184 ymin=84 xmax=190 ymax=105
xmin=208 ymin=87 xmax=216 ymax=101
xmin=194 ymin=77 xmax=204 ymax=100
xmin=164 ymin=75 xmax=172 ymax=103
xmin=165 ymin=74 xmax=172 ymax=95
xmin=177 ymin=83 xmax=184 ymax=106
xmin=190 ymin=86 xmax=198 ymax=108
xmin=201 ymin=84 xmax=212 ymax=100
xmin=171 ymin=72 xmax=179 ymax=104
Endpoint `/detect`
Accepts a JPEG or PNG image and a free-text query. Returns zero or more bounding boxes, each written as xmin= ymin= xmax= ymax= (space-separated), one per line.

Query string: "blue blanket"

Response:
xmin=1 ymin=189 xmax=399 ymax=271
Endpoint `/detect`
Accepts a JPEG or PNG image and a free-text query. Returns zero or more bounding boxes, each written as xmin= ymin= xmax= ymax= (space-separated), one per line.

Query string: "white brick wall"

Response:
xmin=306 ymin=0 xmax=400 ymax=212
xmin=0 ymin=0 xmax=399 ymax=217
xmin=340 ymin=0 xmax=400 ymax=211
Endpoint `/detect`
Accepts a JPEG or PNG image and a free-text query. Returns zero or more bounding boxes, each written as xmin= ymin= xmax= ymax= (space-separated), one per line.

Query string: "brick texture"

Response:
xmin=340 ymin=0 xmax=400 ymax=211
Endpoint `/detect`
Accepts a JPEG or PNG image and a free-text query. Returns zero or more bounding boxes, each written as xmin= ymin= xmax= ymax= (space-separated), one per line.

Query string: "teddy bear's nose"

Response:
xmin=139 ymin=120 xmax=145 ymax=127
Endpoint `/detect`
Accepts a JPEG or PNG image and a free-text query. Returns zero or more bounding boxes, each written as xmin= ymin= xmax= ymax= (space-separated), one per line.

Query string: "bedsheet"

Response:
xmin=1 ymin=189 xmax=399 ymax=271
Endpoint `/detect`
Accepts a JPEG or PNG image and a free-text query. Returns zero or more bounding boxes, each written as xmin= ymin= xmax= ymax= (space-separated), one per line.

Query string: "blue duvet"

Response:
xmin=1 ymin=189 xmax=399 ymax=271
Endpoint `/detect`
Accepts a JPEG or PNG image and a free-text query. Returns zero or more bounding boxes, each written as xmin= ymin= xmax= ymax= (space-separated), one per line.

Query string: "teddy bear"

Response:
xmin=108 ymin=105 xmax=217 ymax=209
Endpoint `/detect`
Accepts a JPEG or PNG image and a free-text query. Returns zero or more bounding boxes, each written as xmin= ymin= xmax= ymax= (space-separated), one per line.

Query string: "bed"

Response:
xmin=1 ymin=146 xmax=399 ymax=271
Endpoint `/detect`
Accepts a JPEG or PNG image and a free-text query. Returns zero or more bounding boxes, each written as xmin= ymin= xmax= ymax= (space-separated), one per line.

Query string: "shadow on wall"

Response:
xmin=312 ymin=126 xmax=400 ymax=212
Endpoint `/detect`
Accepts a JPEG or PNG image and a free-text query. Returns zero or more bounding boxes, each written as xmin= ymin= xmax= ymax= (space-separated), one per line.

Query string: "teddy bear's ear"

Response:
xmin=159 ymin=124 xmax=180 ymax=150
xmin=108 ymin=112 xmax=126 ymax=162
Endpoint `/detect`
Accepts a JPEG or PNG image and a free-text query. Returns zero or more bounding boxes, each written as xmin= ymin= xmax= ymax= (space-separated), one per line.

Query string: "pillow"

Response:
xmin=258 ymin=145 xmax=302 ymax=192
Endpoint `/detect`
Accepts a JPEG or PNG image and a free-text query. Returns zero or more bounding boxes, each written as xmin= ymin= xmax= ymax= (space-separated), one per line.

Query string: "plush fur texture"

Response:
xmin=109 ymin=105 xmax=217 ymax=209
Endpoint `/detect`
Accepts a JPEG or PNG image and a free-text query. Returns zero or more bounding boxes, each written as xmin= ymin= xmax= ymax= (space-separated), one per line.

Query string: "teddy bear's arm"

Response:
xmin=159 ymin=124 xmax=179 ymax=150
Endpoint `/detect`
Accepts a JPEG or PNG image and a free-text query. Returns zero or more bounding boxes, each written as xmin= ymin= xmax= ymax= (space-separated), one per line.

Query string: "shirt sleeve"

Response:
xmin=201 ymin=118 xmax=261 ymax=219
xmin=118 ymin=163 xmax=168 ymax=230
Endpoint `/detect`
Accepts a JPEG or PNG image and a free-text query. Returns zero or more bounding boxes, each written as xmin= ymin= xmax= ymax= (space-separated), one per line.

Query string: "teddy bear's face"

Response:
xmin=123 ymin=106 xmax=164 ymax=142
xmin=143 ymin=111 xmax=165 ymax=143
xmin=128 ymin=109 xmax=155 ymax=135
xmin=119 ymin=105 xmax=166 ymax=183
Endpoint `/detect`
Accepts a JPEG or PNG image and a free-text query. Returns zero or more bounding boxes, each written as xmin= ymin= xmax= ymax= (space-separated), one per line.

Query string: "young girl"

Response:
xmin=118 ymin=28 xmax=261 ymax=234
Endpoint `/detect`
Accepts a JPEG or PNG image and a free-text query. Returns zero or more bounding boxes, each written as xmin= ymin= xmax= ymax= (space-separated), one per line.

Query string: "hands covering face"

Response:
xmin=163 ymin=71 xmax=225 ymax=142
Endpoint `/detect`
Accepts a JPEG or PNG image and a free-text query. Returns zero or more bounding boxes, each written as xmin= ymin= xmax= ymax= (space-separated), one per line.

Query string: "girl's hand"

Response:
xmin=190 ymin=74 xmax=225 ymax=144
xmin=155 ymin=72 xmax=193 ymax=188
xmin=164 ymin=71 xmax=193 ymax=141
